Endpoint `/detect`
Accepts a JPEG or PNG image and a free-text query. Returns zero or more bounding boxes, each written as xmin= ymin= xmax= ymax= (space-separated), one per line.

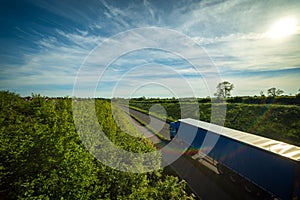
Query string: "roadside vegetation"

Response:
xmin=1 ymin=88 xmax=299 ymax=199
xmin=0 ymin=91 xmax=194 ymax=199
xmin=127 ymin=81 xmax=300 ymax=146
xmin=129 ymin=97 xmax=300 ymax=146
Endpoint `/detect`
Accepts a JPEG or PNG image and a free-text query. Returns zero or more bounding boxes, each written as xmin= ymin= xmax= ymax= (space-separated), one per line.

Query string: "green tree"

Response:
xmin=267 ymin=87 xmax=284 ymax=97
xmin=214 ymin=81 xmax=234 ymax=99
xmin=260 ymin=90 xmax=265 ymax=97
xmin=296 ymin=89 xmax=300 ymax=97
xmin=0 ymin=91 xmax=194 ymax=199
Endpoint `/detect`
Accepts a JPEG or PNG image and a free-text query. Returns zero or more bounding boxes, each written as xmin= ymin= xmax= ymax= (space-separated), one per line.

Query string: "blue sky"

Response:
xmin=0 ymin=0 xmax=300 ymax=97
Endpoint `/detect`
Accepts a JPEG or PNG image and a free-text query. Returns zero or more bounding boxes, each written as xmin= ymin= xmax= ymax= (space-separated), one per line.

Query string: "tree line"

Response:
xmin=128 ymin=82 xmax=300 ymax=105
xmin=214 ymin=81 xmax=298 ymax=99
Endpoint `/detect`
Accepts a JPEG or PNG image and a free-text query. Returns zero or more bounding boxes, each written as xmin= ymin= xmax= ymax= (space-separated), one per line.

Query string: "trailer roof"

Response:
xmin=179 ymin=118 xmax=300 ymax=162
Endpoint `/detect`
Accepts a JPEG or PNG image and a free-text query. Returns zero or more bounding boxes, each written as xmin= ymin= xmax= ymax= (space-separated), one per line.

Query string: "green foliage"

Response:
xmin=130 ymin=100 xmax=300 ymax=146
xmin=214 ymin=81 xmax=234 ymax=99
xmin=0 ymin=91 xmax=194 ymax=199
xmin=267 ymin=87 xmax=284 ymax=97
xmin=227 ymin=95 xmax=300 ymax=105
xmin=95 ymin=100 xmax=155 ymax=153
xmin=224 ymin=104 xmax=300 ymax=146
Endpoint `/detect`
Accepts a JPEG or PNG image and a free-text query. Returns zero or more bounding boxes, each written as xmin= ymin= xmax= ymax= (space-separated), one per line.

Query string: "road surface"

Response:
xmin=121 ymin=106 xmax=236 ymax=200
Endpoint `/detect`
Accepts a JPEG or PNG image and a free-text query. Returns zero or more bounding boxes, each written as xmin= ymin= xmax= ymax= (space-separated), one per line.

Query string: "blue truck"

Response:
xmin=170 ymin=118 xmax=300 ymax=200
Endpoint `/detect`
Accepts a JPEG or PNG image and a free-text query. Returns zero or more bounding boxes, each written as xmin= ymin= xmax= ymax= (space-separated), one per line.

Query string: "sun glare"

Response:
xmin=267 ymin=17 xmax=297 ymax=39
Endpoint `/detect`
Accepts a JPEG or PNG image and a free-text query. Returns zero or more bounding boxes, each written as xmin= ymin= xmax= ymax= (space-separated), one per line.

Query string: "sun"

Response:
xmin=266 ymin=17 xmax=297 ymax=39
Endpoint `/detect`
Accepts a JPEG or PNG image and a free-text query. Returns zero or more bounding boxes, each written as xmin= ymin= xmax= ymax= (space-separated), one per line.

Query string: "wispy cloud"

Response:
xmin=1 ymin=0 xmax=300 ymax=97
xmin=0 ymin=28 xmax=98 ymax=96
xmin=55 ymin=29 xmax=103 ymax=49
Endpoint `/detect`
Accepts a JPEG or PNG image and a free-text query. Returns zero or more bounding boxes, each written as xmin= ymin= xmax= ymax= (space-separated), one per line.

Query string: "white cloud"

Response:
xmin=0 ymin=29 xmax=102 ymax=95
xmin=100 ymin=0 xmax=132 ymax=29
xmin=204 ymin=34 xmax=300 ymax=72
xmin=2 ymin=0 xmax=300 ymax=97
xmin=55 ymin=29 xmax=103 ymax=49
xmin=89 ymin=23 xmax=102 ymax=30
xmin=143 ymin=0 xmax=156 ymax=21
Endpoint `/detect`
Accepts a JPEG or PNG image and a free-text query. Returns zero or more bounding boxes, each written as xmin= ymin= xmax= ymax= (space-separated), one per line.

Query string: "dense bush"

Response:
xmin=0 ymin=91 xmax=194 ymax=199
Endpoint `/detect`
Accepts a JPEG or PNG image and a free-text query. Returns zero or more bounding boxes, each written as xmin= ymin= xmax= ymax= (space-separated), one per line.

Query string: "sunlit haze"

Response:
xmin=267 ymin=17 xmax=297 ymax=38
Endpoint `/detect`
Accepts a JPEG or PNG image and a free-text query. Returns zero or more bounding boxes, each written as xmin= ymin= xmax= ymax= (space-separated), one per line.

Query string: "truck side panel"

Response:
xmin=178 ymin=121 xmax=297 ymax=200
xmin=209 ymin=135 xmax=295 ymax=200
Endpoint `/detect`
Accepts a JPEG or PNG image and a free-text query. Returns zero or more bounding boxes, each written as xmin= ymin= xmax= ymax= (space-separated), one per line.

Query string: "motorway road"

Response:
xmin=125 ymin=107 xmax=171 ymax=140
xmin=122 ymin=106 xmax=234 ymax=200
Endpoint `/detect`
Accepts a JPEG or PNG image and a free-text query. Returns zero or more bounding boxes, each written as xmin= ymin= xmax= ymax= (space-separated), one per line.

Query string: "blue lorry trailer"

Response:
xmin=170 ymin=118 xmax=300 ymax=200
